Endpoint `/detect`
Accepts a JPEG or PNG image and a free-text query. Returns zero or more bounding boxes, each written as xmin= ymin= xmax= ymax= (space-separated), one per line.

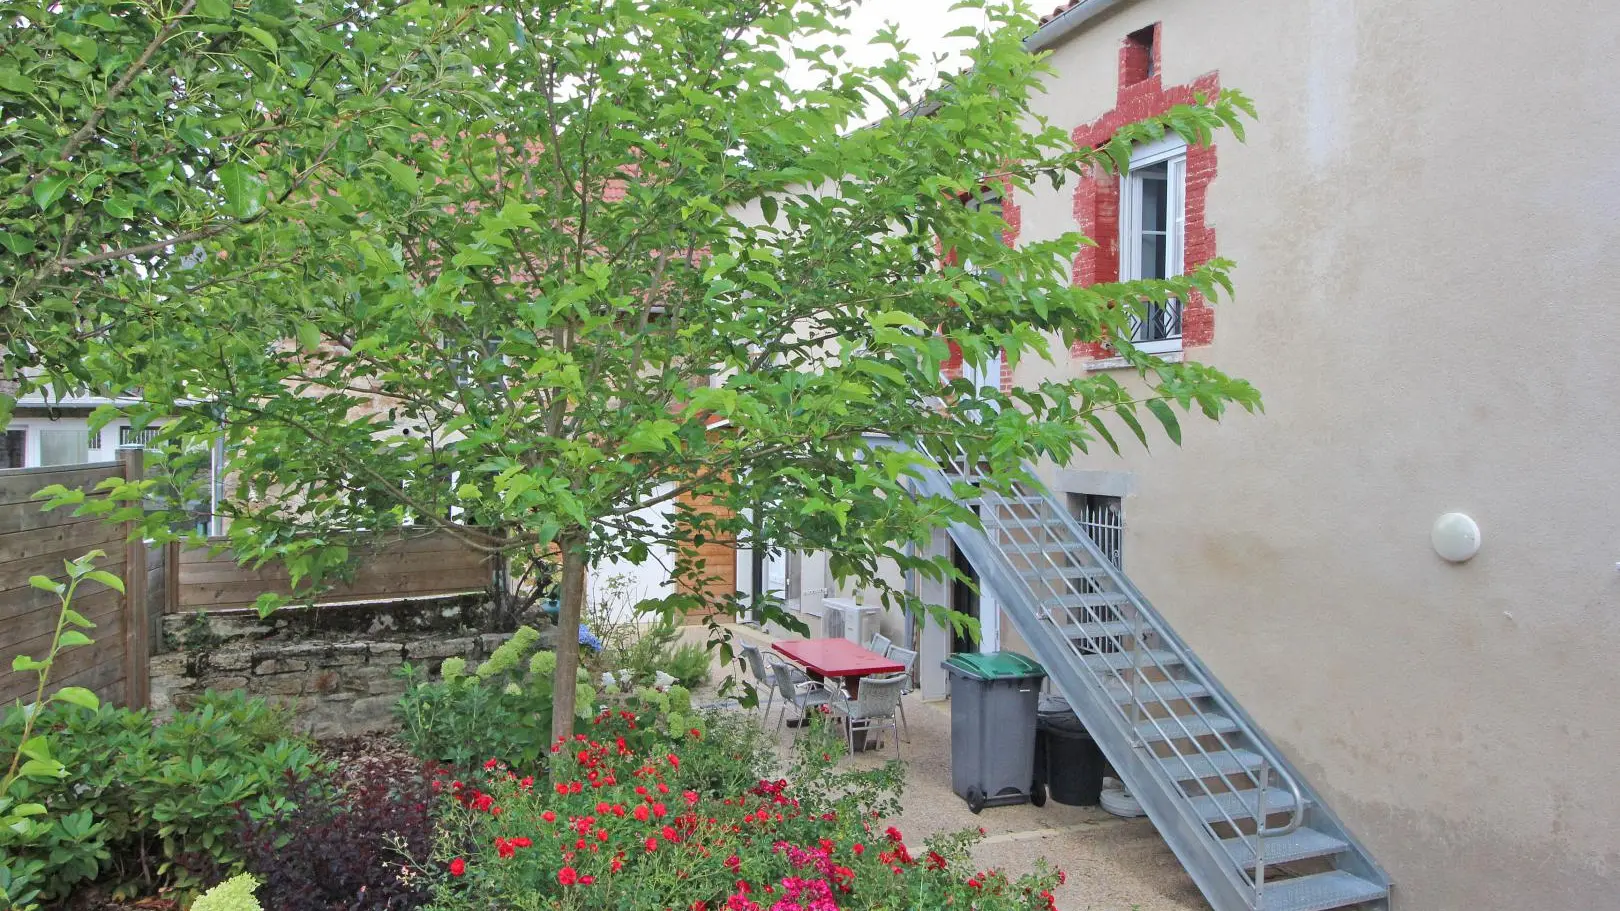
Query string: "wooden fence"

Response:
xmin=0 ymin=449 xmax=150 ymax=708
xmin=2 ymin=446 xmax=492 ymax=710
xmin=168 ymin=530 xmax=492 ymax=613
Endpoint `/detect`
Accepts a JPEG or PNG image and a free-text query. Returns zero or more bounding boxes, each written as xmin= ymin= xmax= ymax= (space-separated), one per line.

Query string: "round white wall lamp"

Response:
xmin=1431 ymin=513 xmax=1481 ymax=563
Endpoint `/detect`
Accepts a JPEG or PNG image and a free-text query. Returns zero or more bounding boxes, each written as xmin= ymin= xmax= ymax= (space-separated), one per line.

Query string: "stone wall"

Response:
xmin=149 ymin=597 xmax=545 ymax=738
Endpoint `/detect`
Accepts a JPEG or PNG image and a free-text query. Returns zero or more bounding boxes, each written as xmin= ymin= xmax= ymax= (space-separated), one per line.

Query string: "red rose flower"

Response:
xmin=558 ymin=866 xmax=579 ymax=886
xmin=449 ymin=858 xmax=466 ymax=877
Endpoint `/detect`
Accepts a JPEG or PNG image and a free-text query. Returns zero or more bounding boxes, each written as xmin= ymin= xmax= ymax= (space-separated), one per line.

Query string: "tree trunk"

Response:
xmin=550 ymin=536 xmax=587 ymax=751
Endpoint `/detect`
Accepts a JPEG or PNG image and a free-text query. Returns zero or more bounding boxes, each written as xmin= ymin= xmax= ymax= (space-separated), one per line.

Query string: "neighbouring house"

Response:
xmin=740 ymin=3 xmax=1619 ymax=911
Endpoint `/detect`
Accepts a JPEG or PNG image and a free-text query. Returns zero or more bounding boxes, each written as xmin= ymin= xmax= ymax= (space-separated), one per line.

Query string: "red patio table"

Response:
xmin=773 ymin=638 xmax=906 ymax=747
xmin=772 ymin=637 xmax=904 ymax=695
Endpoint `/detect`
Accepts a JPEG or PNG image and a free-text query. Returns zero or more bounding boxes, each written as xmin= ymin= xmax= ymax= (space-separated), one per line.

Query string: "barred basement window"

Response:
xmin=1119 ymin=135 xmax=1187 ymax=354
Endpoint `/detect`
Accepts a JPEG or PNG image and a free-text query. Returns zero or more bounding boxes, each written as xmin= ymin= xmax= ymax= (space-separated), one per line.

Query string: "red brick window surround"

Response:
xmin=1072 ymin=23 xmax=1220 ymax=362
xmin=941 ymin=178 xmax=1021 ymax=389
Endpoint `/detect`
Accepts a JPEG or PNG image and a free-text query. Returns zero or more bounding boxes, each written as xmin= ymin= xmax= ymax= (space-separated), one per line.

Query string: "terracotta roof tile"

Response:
xmin=1038 ymin=0 xmax=1083 ymax=26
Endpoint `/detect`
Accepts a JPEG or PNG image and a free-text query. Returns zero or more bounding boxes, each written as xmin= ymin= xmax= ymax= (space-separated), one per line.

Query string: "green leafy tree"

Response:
xmin=4 ymin=0 xmax=1259 ymax=744
xmin=1 ymin=0 xmax=483 ymax=405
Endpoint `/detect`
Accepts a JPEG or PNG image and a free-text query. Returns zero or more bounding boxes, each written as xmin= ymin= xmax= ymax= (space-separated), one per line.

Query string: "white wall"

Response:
xmin=588 ymin=487 xmax=678 ymax=625
xmin=1007 ymin=2 xmax=1620 ymax=908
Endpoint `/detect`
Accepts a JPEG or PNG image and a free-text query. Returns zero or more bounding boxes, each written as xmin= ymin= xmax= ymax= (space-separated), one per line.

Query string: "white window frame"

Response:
xmin=1118 ymin=135 xmax=1188 ymax=356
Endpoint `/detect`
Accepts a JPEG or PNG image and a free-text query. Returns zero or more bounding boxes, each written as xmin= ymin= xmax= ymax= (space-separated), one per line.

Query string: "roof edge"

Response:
xmin=1026 ymin=0 xmax=1135 ymax=53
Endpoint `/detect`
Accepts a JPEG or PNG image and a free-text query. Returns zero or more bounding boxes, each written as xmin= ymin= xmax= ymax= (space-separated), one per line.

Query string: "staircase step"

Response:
xmin=1059 ymin=619 xmax=1135 ymax=640
xmin=1136 ymin=712 xmax=1240 ymax=743
xmin=1223 ymin=827 xmax=1350 ymax=870
xmin=982 ymin=495 xmax=1049 ymax=507
xmin=1186 ymin=787 xmax=1304 ymax=825
xmin=1261 ymin=871 xmax=1388 ymax=911
xmin=1154 ymin=748 xmax=1264 ymax=782
xmin=1104 ymin=677 xmax=1212 ymax=704
xmin=999 ymin=540 xmax=1085 ymax=554
xmin=1080 ymin=649 xmax=1181 ymax=673
xmin=1045 ymin=591 xmax=1134 ymax=609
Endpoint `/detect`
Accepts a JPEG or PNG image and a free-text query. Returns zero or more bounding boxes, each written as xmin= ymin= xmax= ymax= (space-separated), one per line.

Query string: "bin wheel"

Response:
xmin=1030 ymin=781 xmax=1047 ymax=808
xmin=966 ymin=788 xmax=986 ymax=814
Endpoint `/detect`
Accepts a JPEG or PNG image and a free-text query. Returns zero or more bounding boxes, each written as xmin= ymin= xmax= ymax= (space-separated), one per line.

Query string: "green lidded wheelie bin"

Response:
xmin=943 ymin=652 xmax=1047 ymax=813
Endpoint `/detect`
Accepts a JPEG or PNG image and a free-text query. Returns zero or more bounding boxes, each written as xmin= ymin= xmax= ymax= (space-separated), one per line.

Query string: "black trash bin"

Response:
xmin=1034 ymin=695 xmax=1105 ymax=807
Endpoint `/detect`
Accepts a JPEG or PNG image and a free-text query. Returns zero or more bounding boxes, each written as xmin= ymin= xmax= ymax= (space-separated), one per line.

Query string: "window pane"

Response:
xmin=1139 ymin=232 xmax=1167 ymax=280
xmin=1137 ymin=164 xmax=1168 ymax=232
xmin=1 ymin=430 xmax=23 ymax=468
xmin=38 ymin=428 xmax=88 ymax=467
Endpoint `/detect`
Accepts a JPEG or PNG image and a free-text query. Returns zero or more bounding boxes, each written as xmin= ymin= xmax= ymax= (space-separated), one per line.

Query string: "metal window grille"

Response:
xmin=119 ymin=426 xmax=160 ymax=447
xmin=87 ymin=428 xmax=102 ymax=449
xmin=1072 ymin=494 xmax=1123 ymax=570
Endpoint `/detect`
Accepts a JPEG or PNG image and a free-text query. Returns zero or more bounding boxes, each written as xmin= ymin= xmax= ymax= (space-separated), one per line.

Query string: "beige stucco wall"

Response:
xmin=1002 ymin=1 xmax=1620 ymax=909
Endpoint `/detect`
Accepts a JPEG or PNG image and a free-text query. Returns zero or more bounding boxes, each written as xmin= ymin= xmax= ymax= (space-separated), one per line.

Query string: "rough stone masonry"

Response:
xmin=148 ymin=597 xmax=534 ymax=739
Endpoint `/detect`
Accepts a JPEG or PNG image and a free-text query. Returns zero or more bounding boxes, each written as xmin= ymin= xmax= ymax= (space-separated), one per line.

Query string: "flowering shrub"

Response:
xmin=418 ymin=712 xmax=1062 ymax=911
xmin=396 ymin=627 xmax=596 ymax=771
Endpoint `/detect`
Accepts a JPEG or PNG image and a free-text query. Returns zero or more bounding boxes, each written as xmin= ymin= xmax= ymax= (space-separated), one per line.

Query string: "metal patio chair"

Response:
xmin=886 ymin=645 xmax=919 ymax=741
xmin=824 ymin=672 xmax=906 ymax=757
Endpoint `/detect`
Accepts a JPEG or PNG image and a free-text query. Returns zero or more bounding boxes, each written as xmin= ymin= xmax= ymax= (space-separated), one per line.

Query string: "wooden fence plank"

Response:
xmin=0 ymin=459 xmax=131 ymax=709
xmin=0 ymin=495 xmax=110 ymax=535
xmin=0 ymin=555 xmax=126 ymax=614
xmin=0 ymin=518 xmax=127 ymax=570
xmin=2 ymin=587 xmax=123 ymax=647
xmin=175 ymin=573 xmax=490 ymax=610
xmin=0 ymin=464 xmax=121 ymax=506
xmin=174 ymin=531 xmax=478 ymax=564
xmin=172 ymin=550 xmax=485 ymax=585
xmin=119 ymin=448 xmax=149 ymax=708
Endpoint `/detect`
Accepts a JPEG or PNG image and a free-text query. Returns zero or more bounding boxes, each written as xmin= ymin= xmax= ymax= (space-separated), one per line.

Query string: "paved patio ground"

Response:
xmin=702 ymin=629 xmax=1209 ymax=911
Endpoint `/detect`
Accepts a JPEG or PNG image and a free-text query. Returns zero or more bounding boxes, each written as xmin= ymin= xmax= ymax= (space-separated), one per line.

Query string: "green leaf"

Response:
xmin=19 ymin=737 xmax=50 ymax=761
xmin=61 ymin=609 xmax=95 ymax=629
xmin=242 ymin=25 xmax=278 ymax=53
xmin=28 ymin=576 xmax=65 ymax=595
xmin=102 ymin=196 xmax=135 ymax=219
xmin=373 ymin=153 xmax=419 ymax=194
xmin=32 ymin=176 xmax=70 ymax=211
xmin=759 ymin=195 xmax=778 ymax=225
xmin=1145 ymin=398 xmax=1182 ymax=445
xmin=54 ymin=31 xmax=99 ymax=64
xmin=52 ymin=686 xmax=100 ymax=712
xmin=1117 ymin=407 xmax=1149 ymax=449
xmin=57 ymin=630 xmax=94 ymax=648
xmin=0 ymin=231 xmax=32 ymax=255
xmin=216 ymin=162 xmax=266 ymax=219
xmin=296 ymin=322 xmax=321 ymax=353
xmin=84 ymin=570 xmax=124 ymax=593
xmin=9 ymin=803 xmax=46 ymax=818
xmin=18 ymin=759 xmax=66 ymax=780
xmin=253 ymin=592 xmax=285 ymax=620
xmin=11 ymin=656 xmax=47 ymax=672
xmin=1082 ymin=414 xmax=1120 ymax=455
xmin=0 ymin=69 xmax=34 ymax=93
xmin=196 ymin=0 xmax=232 ymax=18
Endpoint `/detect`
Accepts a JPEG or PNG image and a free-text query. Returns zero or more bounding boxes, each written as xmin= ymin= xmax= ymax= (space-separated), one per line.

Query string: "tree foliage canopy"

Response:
xmin=4 ymin=0 xmax=1259 ymax=733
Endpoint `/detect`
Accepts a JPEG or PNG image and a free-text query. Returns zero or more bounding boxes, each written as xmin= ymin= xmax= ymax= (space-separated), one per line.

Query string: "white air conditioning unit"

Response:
xmin=822 ymin=598 xmax=882 ymax=645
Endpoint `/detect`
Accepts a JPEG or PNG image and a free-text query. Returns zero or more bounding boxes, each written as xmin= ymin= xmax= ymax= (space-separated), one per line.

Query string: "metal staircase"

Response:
xmin=912 ymin=460 xmax=1392 ymax=911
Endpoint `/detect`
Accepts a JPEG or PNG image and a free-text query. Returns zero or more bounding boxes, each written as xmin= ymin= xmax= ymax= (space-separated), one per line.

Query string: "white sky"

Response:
xmin=778 ymin=1 xmax=992 ymax=109
xmin=840 ymin=0 xmax=987 ymax=80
